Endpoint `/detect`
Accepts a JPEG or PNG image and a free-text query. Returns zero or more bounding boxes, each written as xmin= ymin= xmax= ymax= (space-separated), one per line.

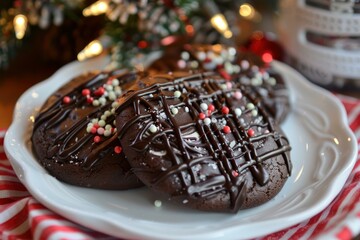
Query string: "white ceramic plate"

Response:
xmin=4 ymin=57 xmax=358 ymax=240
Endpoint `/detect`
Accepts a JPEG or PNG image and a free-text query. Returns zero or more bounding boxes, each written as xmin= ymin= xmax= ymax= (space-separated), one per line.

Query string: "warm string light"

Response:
xmin=13 ymin=14 xmax=28 ymax=39
xmin=83 ymin=1 xmax=109 ymax=17
xmin=239 ymin=3 xmax=262 ymax=22
xmin=77 ymin=40 xmax=103 ymax=61
xmin=210 ymin=13 xmax=233 ymax=39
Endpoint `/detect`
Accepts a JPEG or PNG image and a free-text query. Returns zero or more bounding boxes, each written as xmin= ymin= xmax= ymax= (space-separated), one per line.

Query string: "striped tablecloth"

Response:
xmin=1 ymin=94 xmax=360 ymax=240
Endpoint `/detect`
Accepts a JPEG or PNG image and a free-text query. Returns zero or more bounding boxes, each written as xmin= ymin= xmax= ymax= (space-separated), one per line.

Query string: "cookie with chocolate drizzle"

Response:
xmin=148 ymin=44 xmax=290 ymax=123
xmin=31 ymin=70 xmax=144 ymax=189
xmin=115 ymin=71 xmax=292 ymax=213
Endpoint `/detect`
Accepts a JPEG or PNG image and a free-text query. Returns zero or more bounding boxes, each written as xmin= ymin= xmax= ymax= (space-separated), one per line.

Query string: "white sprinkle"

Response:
xmin=181 ymin=51 xmax=190 ymax=60
xmin=100 ymin=115 xmax=107 ymax=120
xmin=86 ymin=126 xmax=92 ymax=133
xmin=174 ymin=90 xmax=181 ymax=98
xmin=246 ymin=103 xmax=255 ymax=110
xmin=92 ymin=100 xmax=100 ymax=107
xmin=98 ymin=120 xmax=106 ymax=127
xmin=197 ymin=51 xmax=206 ymax=60
xmin=106 ymin=85 xmax=114 ymax=91
xmin=112 ymin=79 xmax=120 ymax=86
xmin=108 ymin=92 xmax=117 ymax=101
xmin=230 ymin=141 xmax=236 ymax=148
xmin=267 ymin=77 xmax=277 ymax=86
xmin=185 ymin=107 xmax=189 ymax=112
xmin=91 ymin=118 xmax=98 ymax=123
xmin=183 ymin=199 xmax=189 ymax=204
xmin=104 ymin=110 xmax=112 ymax=117
xmin=105 ymin=124 xmax=112 ymax=130
xmin=235 ymin=108 xmax=242 ymax=116
xmin=203 ymin=118 xmax=211 ymax=125
xmin=112 ymin=102 xmax=119 ymax=108
xmin=241 ymin=60 xmax=250 ymax=70
xmin=99 ymin=97 xmax=107 ymax=105
xmin=154 ymin=200 xmax=162 ymax=207
xmin=251 ymin=109 xmax=258 ymax=117
xmin=104 ymin=130 xmax=111 ymax=137
xmin=149 ymin=124 xmax=158 ymax=133
xmin=171 ymin=107 xmax=179 ymax=115
xmin=200 ymin=103 xmax=208 ymax=111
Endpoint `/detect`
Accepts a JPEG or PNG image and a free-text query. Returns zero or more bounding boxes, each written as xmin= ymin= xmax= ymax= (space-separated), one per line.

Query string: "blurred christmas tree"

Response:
xmin=0 ymin=0 xmax=280 ymax=70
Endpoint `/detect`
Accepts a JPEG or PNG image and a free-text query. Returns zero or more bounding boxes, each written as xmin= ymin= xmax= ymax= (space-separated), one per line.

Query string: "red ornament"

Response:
xmin=87 ymin=96 xmax=94 ymax=104
xmin=244 ymin=31 xmax=284 ymax=62
xmin=223 ymin=125 xmax=231 ymax=134
xmin=221 ymin=106 xmax=230 ymax=115
xmin=63 ymin=96 xmax=71 ymax=104
xmin=138 ymin=40 xmax=148 ymax=49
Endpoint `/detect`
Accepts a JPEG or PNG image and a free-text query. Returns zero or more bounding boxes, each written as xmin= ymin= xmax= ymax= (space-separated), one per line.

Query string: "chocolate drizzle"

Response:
xmin=116 ymin=72 xmax=292 ymax=212
xmin=31 ymin=70 xmax=143 ymax=189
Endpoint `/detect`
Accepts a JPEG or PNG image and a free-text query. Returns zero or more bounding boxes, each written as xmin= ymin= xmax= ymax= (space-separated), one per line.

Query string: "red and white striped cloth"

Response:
xmin=1 ymin=94 xmax=360 ymax=240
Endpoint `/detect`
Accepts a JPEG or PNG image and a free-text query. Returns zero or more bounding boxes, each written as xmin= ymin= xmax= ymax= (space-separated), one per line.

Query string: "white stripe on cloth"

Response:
xmin=0 ymin=175 xmax=22 ymax=182
xmin=47 ymin=230 xmax=97 ymax=240
xmin=32 ymin=219 xmax=89 ymax=240
xmin=0 ymin=198 xmax=29 ymax=224
xmin=347 ymin=104 xmax=360 ymax=125
xmin=1 ymin=217 xmax=30 ymax=239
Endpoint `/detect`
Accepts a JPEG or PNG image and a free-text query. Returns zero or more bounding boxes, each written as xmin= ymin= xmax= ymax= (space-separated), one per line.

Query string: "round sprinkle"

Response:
xmin=92 ymin=100 xmax=100 ymax=107
xmin=174 ymin=90 xmax=181 ymax=98
xmin=235 ymin=108 xmax=242 ymax=116
xmin=108 ymin=92 xmax=117 ymax=101
xmin=226 ymin=82 xmax=232 ymax=89
xmin=106 ymin=85 xmax=114 ymax=91
xmin=93 ymin=136 xmax=101 ymax=143
xmin=251 ymin=109 xmax=258 ymax=117
xmin=221 ymin=106 xmax=230 ymax=115
xmin=203 ymin=118 xmax=211 ymax=125
xmin=234 ymin=91 xmax=242 ymax=100
xmin=90 ymin=127 xmax=97 ymax=134
xmin=208 ymin=104 xmax=215 ymax=112
xmin=171 ymin=107 xmax=179 ymax=115
xmin=154 ymin=200 xmax=162 ymax=207
xmin=82 ymin=89 xmax=90 ymax=96
xmin=114 ymin=146 xmax=122 ymax=154
xmin=104 ymin=130 xmax=112 ymax=137
xmin=267 ymin=77 xmax=277 ymax=86
xmin=86 ymin=126 xmax=92 ymax=133
xmin=94 ymin=87 xmax=105 ymax=96
xmin=181 ymin=51 xmax=190 ymax=60
xmin=149 ymin=124 xmax=157 ymax=133
xmin=105 ymin=124 xmax=112 ymax=130
xmin=112 ymin=79 xmax=120 ymax=86
xmin=247 ymin=128 xmax=255 ymax=137
xmin=97 ymin=127 xmax=105 ymax=135
xmin=223 ymin=125 xmax=231 ymax=134
xmin=87 ymin=97 xmax=94 ymax=104
xmin=184 ymin=107 xmax=189 ymax=112
xmin=98 ymin=120 xmax=106 ymax=127
xmin=63 ymin=96 xmax=71 ymax=104
xmin=198 ymin=112 xmax=206 ymax=120
xmin=232 ymin=170 xmax=239 ymax=177
xmin=99 ymin=97 xmax=106 ymax=105
xmin=177 ymin=59 xmax=186 ymax=69
xmin=246 ymin=103 xmax=255 ymax=110
xmin=200 ymin=103 xmax=208 ymax=111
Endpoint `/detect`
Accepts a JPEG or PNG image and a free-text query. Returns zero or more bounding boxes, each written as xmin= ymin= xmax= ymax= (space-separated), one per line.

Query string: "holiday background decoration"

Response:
xmin=0 ymin=0 xmax=281 ymax=71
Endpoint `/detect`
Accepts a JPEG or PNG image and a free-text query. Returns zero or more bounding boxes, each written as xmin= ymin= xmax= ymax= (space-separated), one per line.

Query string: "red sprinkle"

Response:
xmin=198 ymin=112 xmax=206 ymax=120
xmin=93 ymin=136 xmax=101 ymax=143
xmin=63 ymin=96 xmax=71 ymax=104
xmin=223 ymin=125 xmax=231 ymax=134
xmin=219 ymin=69 xmax=231 ymax=80
xmin=90 ymin=127 xmax=97 ymax=134
xmin=221 ymin=106 xmax=230 ymax=115
xmin=87 ymin=96 xmax=94 ymax=104
xmin=82 ymin=88 xmax=90 ymax=96
xmin=208 ymin=104 xmax=215 ymax=112
xmin=247 ymin=128 xmax=255 ymax=137
xmin=114 ymin=146 xmax=122 ymax=154
xmin=93 ymin=123 xmax=100 ymax=129
xmin=94 ymin=87 xmax=105 ymax=96
xmin=232 ymin=170 xmax=239 ymax=177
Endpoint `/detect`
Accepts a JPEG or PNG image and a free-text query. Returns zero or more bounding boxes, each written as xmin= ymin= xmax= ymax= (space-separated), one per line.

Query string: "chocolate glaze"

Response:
xmin=116 ymin=71 xmax=292 ymax=212
xmin=32 ymin=70 xmax=144 ymax=189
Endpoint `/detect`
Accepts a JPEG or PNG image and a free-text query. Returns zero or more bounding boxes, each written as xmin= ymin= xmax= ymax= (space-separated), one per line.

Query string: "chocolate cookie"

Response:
xmin=115 ymin=72 xmax=292 ymax=213
xmin=148 ymin=44 xmax=290 ymax=123
xmin=31 ymin=70 xmax=144 ymax=189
